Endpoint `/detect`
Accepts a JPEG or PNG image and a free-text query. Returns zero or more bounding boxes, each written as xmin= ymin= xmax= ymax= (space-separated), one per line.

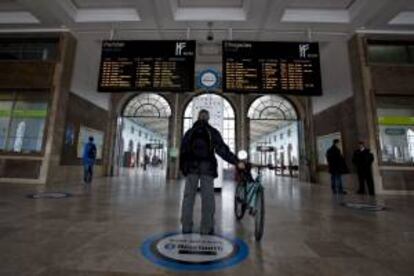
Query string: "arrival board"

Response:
xmin=222 ymin=41 xmax=322 ymax=95
xmin=98 ymin=40 xmax=195 ymax=92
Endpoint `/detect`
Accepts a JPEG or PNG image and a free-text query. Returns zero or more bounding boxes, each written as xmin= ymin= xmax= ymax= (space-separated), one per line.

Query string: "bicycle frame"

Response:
xmin=244 ymin=168 xmax=264 ymax=211
xmin=235 ymin=164 xmax=266 ymax=241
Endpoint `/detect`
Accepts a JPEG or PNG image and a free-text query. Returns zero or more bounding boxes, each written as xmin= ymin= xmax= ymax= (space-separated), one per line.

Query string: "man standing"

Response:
xmin=352 ymin=141 xmax=375 ymax=195
xmin=180 ymin=109 xmax=243 ymax=235
xmin=143 ymin=154 xmax=149 ymax=171
xmin=82 ymin=136 xmax=97 ymax=184
xmin=326 ymin=139 xmax=348 ymax=195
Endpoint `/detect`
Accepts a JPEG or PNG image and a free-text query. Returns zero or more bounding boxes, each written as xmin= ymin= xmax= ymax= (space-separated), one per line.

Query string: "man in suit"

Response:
xmin=352 ymin=141 xmax=375 ymax=196
xmin=326 ymin=139 xmax=348 ymax=195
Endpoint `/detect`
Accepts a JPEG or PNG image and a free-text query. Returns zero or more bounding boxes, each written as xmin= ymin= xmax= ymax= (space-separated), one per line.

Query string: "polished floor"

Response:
xmin=1 ymin=168 xmax=414 ymax=275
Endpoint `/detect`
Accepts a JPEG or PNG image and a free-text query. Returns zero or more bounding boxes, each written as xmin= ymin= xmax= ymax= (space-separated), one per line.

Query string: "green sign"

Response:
xmin=0 ymin=110 xmax=11 ymax=117
xmin=378 ymin=116 xmax=414 ymax=126
xmin=0 ymin=109 xmax=47 ymax=118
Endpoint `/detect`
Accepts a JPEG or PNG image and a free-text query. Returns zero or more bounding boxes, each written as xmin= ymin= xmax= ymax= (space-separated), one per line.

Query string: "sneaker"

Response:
xmin=200 ymin=229 xmax=214 ymax=236
xmin=182 ymin=229 xmax=192 ymax=234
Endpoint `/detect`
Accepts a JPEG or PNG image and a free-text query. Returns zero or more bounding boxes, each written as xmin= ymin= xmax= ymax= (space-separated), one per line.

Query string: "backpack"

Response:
xmin=189 ymin=125 xmax=213 ymax=160
xmin=88 ymin=144 xmax=97 ymax=159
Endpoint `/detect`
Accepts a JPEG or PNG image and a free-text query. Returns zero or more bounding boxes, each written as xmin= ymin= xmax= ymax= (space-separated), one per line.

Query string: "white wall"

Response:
xmin=70 ymin=36 xmax=110 ymax=110
xmin=121 ymin=118 xmax=167 ymax=164
xmin=312 ymin=40 xmax=354 ymax=114
xmin=250 ymin=122 xmax=299 ymax=166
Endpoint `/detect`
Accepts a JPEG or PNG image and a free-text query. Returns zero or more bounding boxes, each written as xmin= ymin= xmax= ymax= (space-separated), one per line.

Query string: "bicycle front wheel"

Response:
xmin=254 ymin=188 xmax=265 ymax=241
xmin=235 ymin=184 xmax=247 ymax=220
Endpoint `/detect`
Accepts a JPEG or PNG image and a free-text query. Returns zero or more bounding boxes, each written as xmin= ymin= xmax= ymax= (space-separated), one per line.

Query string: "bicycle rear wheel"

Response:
xmin=254 ymin=188 xmax=265 ymax=241
xmin=235 ymin=184 xmax=247 ymax=220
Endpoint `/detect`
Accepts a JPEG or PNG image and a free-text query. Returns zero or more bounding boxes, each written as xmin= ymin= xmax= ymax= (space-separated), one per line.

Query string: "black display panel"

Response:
xmin=222 ymin=41 xmax=322 ymax=95
xmin=98 ymin=40 xmax=195 ymax=92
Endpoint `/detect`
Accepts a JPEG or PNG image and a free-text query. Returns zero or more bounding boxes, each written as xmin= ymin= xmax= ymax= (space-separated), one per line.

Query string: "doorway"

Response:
xmin=248 ymin=95 xmax=299 ymax=178
xmin=115 ymin=93 xmax=171 ymax=178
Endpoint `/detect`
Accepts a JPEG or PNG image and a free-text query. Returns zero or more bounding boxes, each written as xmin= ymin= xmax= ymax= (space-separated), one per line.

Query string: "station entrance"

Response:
xmin=247 ymin=95 xmax=299 ymax=178
xmin=108 ymin=92 xmax=310 ymax=183
xmin=114 ymin=93 xmax=171 ymax=178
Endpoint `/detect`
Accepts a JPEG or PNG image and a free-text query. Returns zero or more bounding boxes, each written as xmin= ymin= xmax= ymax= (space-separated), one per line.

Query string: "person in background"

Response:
xmin=82 ymin=136 xmax=97 ymax=184
xmin=179 ymin=109 xmax=244 ymax=235
xmin=352 ymin=141 xmax=375 ymax=196
xmin=326 ymin=139 xmax=348 ymax=195
xmin=143 ymin=154 xmax=150 ymax=170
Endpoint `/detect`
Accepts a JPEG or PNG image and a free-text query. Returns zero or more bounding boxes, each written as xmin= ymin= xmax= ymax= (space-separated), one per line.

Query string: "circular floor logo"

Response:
xmin=342 ymin=202 xmax=386 ymax=211
xmin=141 ymin=232 xmax=249 ymax=271
xmin=27 ymin=192 xmax=72 ymax=199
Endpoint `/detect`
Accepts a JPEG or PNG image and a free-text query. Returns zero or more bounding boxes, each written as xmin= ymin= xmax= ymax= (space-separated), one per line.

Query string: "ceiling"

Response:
xmin=0 ymin=0 xmax=413 ymax=38
xmin=178 ymin=0 xmax=243 ymax=8
xmin=71 ymin=0 xmax=138 ymax=9
xmin=287 ymin=0 xmax=355 ymax=9
xmin=1 ymin=1 xmax=413 ymax=71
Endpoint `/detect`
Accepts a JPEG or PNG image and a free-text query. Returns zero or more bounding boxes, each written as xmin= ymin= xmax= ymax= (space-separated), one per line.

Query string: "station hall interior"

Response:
xmin=1 ymin=0 xmax=414 ymax=275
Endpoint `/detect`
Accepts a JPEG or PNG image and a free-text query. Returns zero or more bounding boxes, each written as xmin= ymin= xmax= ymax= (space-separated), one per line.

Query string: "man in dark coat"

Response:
xmin=179 ymin=109 xmax=243 ymax=235
xmin=352 ymin=141 xmax=375 ymax=195
xmin=326 ymin=139 xmax=348 ymax=195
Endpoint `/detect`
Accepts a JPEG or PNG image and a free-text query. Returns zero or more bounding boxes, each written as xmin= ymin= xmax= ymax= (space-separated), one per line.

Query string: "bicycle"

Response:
xmin=234 ymin=162 xmax=267 ymax=241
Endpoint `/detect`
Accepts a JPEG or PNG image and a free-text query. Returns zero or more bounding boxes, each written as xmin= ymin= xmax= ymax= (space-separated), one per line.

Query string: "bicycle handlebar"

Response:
xmin=240 ymin=163 xmax=273 ymax=170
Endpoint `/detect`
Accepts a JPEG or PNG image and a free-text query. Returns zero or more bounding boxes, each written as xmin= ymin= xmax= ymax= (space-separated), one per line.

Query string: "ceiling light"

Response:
xmin=0 ymin=12 xmax=40 ymax=24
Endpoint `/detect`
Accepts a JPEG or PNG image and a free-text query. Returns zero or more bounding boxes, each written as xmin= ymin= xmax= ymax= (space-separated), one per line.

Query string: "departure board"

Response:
xmin=98 ymin=40 xmax=195 ymax=92
xmin=222 ymin=41 xmax=322 ymax=95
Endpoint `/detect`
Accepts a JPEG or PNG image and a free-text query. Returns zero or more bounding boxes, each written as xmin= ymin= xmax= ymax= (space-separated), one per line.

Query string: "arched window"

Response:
xmin=122 ymin=93 xmax=171 ymax=139
xmin=248 ymin=95 xmax=297 ymax=143
xmin=248 ymin=95 xmax=299 ymax=168
xmin=248 ymin=95 xmax=297 ymax=120
xmin=123 ymin=93 xmax=171 ymax=118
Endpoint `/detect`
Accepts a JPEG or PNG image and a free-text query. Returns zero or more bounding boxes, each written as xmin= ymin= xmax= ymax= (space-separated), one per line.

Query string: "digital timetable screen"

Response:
xmin=98 ymin=40 xmax=195 ymax=92
xmin=222 ymin=41 xmax=322 ymax=96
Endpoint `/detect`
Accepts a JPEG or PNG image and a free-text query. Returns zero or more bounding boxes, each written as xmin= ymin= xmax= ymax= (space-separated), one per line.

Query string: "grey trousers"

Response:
xmin=181 ymin=174 xmax=215 ymax=234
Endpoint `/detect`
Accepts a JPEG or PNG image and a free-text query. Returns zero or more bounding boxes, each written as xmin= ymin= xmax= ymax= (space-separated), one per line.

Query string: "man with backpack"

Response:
xmin=82 ymin=136 xmax=97 ymax=184
xmin=179 ymin=109 xmax=244 ymax=235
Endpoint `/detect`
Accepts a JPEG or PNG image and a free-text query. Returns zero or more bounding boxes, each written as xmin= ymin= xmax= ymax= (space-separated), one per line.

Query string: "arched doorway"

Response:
xmin=115 ymin=93 xmax=172 ymax=177
xmin=248 ymin=95 xmax=299 ymax=177
xmin=183 ymin=94 xmax=236 ymax=184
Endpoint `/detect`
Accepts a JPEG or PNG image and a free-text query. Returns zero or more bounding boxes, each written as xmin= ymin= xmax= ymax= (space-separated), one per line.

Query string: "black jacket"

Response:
xmin=352 ymin=148 xmax=374 ymax=173
xmin=326 ymin=145 xmax=348 ymax=175
xmin=179 ymin=120 xmax=238 ymax=178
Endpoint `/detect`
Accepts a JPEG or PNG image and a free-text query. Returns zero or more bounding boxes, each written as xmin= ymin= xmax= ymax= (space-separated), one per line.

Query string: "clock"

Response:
xmin=198 ymin=69 xmax=220 ymax=89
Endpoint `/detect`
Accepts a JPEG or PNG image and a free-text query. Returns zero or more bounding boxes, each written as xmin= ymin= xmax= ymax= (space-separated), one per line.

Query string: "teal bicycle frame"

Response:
xmin=245 ymin=169 xmax=264 ymax=210
xmin=235 ymin=164 xmax=266 ymax=241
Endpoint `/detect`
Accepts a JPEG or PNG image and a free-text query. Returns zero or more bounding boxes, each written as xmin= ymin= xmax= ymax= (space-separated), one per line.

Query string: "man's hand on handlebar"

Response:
xmin=237 ymin=161 xmax=274 ymax=171
xmin=244 ymin=163 xmax=274 ymax=169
